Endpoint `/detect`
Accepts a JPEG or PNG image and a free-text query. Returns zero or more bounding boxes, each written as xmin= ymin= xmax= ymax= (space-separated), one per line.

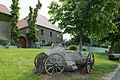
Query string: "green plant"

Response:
xmin=26 ymin=0 xmax=42 ymax=47
xmin=10 ymin=0 xmax=20 ymax=45
xmin=114 ymin=42 xmax=120 ymax=53
xmin=0 ymin=13 xmax=11 ymax=22
xmin=83 ymin=48 xmax=87 ymax=51
xmin=0 ymin=39 xmax=8 ymax=46
xmin=69 ymin=45 xmax=77 ymax=50
xmin=48 ymin=0 xmax=120 ymax=52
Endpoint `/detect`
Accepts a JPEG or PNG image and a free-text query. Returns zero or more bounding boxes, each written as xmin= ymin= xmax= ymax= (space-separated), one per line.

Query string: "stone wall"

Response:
xmin=19 ymin=26 xmax=63 ymax=47
xmin=37 ymin=25 xmax=63 ymax=45
xmin=0 ymin=21 xmax=10 ymax=40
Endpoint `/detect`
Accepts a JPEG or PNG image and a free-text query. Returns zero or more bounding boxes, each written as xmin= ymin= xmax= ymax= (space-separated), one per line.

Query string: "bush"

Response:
xmin=69 ymin=45 xmax=77 ymax=50
xmin=83 ymin=48 xmax=87 ymax=51
xmin=114 ymin=42 xmax=120 ymax=53
xmin=0 ymin=39 xmax=8 ymax=46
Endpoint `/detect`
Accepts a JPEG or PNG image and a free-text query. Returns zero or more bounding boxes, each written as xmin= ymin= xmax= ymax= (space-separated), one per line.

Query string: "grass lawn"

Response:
xmin=0 ymin=48 xmax=119 ymax=80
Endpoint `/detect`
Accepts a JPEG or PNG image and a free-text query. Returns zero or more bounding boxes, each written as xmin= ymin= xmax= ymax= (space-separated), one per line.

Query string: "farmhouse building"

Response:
xmin=18 ymin=15 xmax=63 ymax=48
xmin=0 ymin=4 xmax=11 ymax=41
xmin=0 ymin=4 xmax=63 ymax=47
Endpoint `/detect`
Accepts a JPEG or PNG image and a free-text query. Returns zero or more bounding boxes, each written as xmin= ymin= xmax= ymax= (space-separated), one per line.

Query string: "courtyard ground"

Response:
xmin=111 ymin=65 xmax=120 ymax=80
xmin=0 ymin=48 xmax=119 ymax=80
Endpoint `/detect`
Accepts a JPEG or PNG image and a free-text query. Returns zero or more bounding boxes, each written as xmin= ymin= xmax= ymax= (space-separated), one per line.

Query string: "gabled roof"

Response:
xmin=18 ymin=14 xmax=62 ymax=32
xmin=0 ymin=4 xmax=11 ymax=15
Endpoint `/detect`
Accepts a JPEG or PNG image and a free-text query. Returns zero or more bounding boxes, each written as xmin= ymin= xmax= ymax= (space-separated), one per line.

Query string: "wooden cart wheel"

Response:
xmin=45 ymin=53 xmax=66 ymax=76
xmin=34 ymin=52 xmax=48 ymax=73
xmin=86 ymin=53 xmax=94 ymax=74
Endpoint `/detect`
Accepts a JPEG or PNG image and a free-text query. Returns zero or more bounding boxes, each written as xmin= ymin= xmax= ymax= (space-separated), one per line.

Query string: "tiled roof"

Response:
xmin=0 ymin=4 xmax=11 ymax=15
xmin=18 ymin=14 xmax=62 ymax=32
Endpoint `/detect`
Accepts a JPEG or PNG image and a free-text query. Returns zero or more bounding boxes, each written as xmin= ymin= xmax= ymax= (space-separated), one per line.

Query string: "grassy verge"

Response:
xmin=0 ymin=48 xmax=46 ymax=80
xmin=0 ymin=49 xmax=119 ymax=80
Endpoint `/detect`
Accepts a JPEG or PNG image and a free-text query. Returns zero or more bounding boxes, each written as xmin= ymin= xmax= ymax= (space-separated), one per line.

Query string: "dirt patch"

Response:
xmin=37 ymin=68 xmax=88 ymax=80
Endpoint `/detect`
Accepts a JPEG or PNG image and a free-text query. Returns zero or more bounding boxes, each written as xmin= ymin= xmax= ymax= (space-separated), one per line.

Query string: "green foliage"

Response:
xmin=69 ymin=34 xmax=90 ymax=45
xmin=69 ymin=45 xmax=77 ymax=50
xmin=0 ymin=39 xmax=8 ymax=46
xmin=83 ymin=48 xmax=87 ymax=51
xmin=10 ymin=0 xmax=20 ymax=45
xmin=0 ymin=13 xmax=11 ymax=22
xmin=48 ymin=0 xmax=120 ymax=51
xmin=100 ymin=8 xmax=120 ymax=54
xmin=114 ymin=42 xmax=120 ymax=53
xmin=26 ymin=0 xmax=42 ymax=43
xmin=48 ymin=0 xmax=120 ymax=39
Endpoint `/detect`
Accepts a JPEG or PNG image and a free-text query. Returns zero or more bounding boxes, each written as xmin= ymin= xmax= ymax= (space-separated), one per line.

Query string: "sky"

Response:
xmin=0 ymin=0 xmax=71 ymax=40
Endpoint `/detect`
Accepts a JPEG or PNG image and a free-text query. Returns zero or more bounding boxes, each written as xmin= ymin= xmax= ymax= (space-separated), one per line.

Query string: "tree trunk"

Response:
xmin=79 ymin=32 xmax=82 ymax=52
xmin=110 ymin=42 xmax=115 ymax=54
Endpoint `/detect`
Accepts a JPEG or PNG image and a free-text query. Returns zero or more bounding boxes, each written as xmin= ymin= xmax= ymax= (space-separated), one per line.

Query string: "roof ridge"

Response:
xmin=18 ymin=14 xmax=62 ymax=32
xmin=0 ymin=4 xmax=6 ymax=7
xmin=0 ymin=4 xmax=11 ymax=15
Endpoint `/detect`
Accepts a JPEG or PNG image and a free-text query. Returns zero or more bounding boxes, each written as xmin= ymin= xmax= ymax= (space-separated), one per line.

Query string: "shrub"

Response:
xmin=83 ymin=48 xmax=87 ymax=51
xmin=69 ymin=45 xmax=77 ymax=50
xmin=0 ymin=39 xmax=8 ymax=46
xmin=114 ymin=42 xmax=120 ymax=53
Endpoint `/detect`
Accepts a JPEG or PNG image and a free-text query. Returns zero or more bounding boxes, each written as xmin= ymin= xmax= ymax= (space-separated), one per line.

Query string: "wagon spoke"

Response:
xmin=48 ymin=59 xmax=54 ymax=64
xmin=55 ymin=67 xmax=58 ymax=74
xmin=46 ymin=63 xmax=53 ymax=66
xmin=48 ymin=66 xmax=54 ymax=71
xmin=55 ymin=57 xmax=59 ymax=62
xmin=51 ymin=67 xmax=55 ymax=73
xmin=57 ymin=66 xmax=62 ymax=71
xmin=54 ymin=55 xmax=61 ymax=63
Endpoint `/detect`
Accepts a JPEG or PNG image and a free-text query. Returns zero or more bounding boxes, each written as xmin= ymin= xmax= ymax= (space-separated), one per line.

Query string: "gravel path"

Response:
xmin=111 ymin=69 xmax=120 ymax=80
xmin=103 ymin=65 xmax=120 ymax=80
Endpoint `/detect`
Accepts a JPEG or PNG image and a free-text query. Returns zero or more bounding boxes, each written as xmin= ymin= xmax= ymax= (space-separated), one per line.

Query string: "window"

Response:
xmin=50 ymin=31 xmax=52 ymax=37
xmin=41 ymin=40 xmax=45 ymax=45
xmin=57 ymin=34 xmax=60 ymax=38
xmin=40 ymin=29 xmax=44 ymax=35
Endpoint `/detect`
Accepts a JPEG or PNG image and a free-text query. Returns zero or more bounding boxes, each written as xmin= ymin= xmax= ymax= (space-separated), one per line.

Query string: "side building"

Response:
xmin=0 ymin=4 xmax=11 ymax=41
xmin=18 ymin=14 xmax=63 ymax=48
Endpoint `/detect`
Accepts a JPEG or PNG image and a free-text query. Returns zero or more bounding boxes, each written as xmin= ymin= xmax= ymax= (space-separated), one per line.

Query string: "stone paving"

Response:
xmin=103 ymin=65 xmax=120 ymax=80
xmin=111 ymin=69 xmax=120 ymax=80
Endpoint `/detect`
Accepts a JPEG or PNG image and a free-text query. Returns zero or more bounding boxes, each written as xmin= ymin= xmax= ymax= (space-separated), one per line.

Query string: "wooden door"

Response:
xmin=19 ymin=37 xmax=26 ymax=48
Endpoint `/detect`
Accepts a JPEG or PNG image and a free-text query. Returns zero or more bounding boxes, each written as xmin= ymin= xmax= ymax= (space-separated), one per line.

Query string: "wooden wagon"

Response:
xmin=34 ymin=44 xmax=94 ymax=76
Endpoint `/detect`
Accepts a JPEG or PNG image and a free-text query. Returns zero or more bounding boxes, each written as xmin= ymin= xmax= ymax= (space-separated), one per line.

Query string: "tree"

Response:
xmin=48 ymin=0 xmax=120 ymax=52
xmin=26 ymin=0 xmax=42 ymax=47
xmin=69 ymin=33 xmax=90 ymax=45
xmin=100 ymin=8 xmax=120 ymax=54
xmin=10 ymin=0 xmax=20 ymax=45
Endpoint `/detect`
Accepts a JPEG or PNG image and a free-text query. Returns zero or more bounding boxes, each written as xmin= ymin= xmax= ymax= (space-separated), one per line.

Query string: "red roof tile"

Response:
xmin=18 ymin=14 xmax=62 ymax=32
xmin=0 ymin=4 xmax=11 ymax=15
